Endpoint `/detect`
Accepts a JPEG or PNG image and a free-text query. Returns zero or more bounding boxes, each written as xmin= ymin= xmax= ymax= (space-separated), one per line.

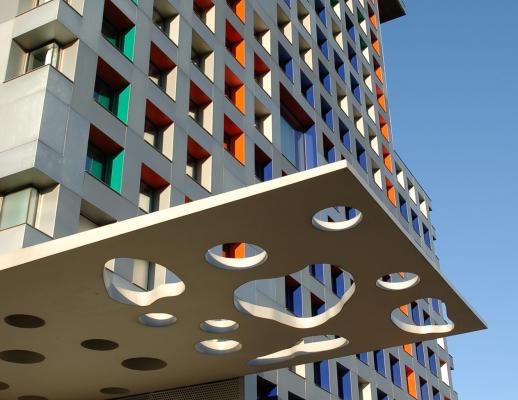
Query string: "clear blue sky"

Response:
xmin=381 ymin=1 xmax=517 ymax=398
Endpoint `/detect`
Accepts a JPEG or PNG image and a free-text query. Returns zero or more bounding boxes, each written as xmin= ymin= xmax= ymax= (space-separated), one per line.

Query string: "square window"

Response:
xmin=223 ymin=115 xmax=245 ymax=164
xmin=374 ymin=350 xmax=385 ymax=376
xmin=226 ymin=20 xmax=245 ymax=66
xmin=314 ymin=360 xmax=330 ymax=391
xmin=85 ymin=125 xmax=124 ymax=192
xmin=94 ymin=59 xmax=131 ymax=123
xmin=310 ymin=263 xmax=325 ymax=284
xmin=102 ymin=1 xmax=136 ymax=60
xmin=186 ymin=137 xmax=212 ymax=191
xmin=285 ymin=276 xmax=302 ymax=316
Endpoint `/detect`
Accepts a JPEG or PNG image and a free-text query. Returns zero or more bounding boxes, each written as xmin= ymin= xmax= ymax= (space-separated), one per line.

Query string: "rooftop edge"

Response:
xmin=379 ymin=0 xmax=406 ymax=23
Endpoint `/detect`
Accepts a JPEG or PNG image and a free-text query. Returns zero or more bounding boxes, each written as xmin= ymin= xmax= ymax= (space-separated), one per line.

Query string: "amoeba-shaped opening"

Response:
xmin=234 ymin=264 xmax=355 ymax=329
xmin=392 ymin=298 xmax=454 ymax=335
xmin=249 ymin=335 xmax=348 ymax=366
xmin=104 ymin=258 xmax=185 ymax=307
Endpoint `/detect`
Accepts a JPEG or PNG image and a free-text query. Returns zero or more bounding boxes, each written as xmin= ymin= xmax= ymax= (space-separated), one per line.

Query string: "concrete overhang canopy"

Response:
xmin=379 ymin=0 xmax=406 ymax=23
xmin=0 ymin=161 xmax=485 ymax=400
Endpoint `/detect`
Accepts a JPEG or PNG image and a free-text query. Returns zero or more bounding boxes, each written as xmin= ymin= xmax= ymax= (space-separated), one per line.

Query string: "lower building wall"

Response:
xmin=112 ymin=378 xmax=244 ymax=400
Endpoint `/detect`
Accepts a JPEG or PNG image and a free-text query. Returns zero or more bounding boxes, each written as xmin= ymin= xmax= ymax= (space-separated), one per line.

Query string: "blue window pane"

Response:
xmin=423 ymin=311 xmax=431 ymax=325
xmin=285 ymin=278 xmax=302 ymax=317
xmin=325 ymin=146 xmax=336 ymax=163
xmin=423 ymin=225 xmax=431 ymax=247
xmin=320 ymin=65 xmax=331 ymax=93
xmin=334 ymin=53 xmax=346 ymax=81
xmin=301 ymin=72 xmax=314 ymax=107
xmin=433 ymin=388 xmax=441 ymax=400
xmin=416 ymin=342 xmax=425 ymax=365
xmin=324 ymin=110 xmax=333 ymax=128
xmin=305 ymin=86 xmax=314 ymax=106
xmin=399 ymin=196 xmax=408 ymax=220
xmin=337 ymin=364 xmax=352 ymax=400
xmin=432 ymin=298 xmax=440 ymax=313
xmin=318 ymin=9 xmax=326 ymax=25
xmin=340 ymin=127 xmax=351 ymax=151
xmin=420 ymin=379 xmax=429 ymax=400
xmin=324 ymin=74 xmax=331 ymax=93
xmin=428 ymin=349 xmax=438 ymax=376
xmin=315 ymin=0 xmax=326 ymax=25
xmin=345 ymin=207 xmax=357 ymax=219
xmin=314 ymin=360 xmax=330 ymax=391
xmin=279 ymin=45 xmax=294 ymax=81
xmin=338 ymin=64 xmax=345 ymax=81
xmin=377 ymin=389 xmax=388 ymax=400
xmin=357 ymin=352 xmax=369 ymax=364
xmin=411 ymin=210 xmax=420 ymax=234
xmin=390 ymin=357 xmax=402 ymax=387
xmin=346 ymin=16 xmax=355 ymax=38
xmin=311 ymin=295 xmax=325 ymax=316
xmin=284 ymin=59 xmax=294 ymax=80
xmin=374 ymin=350 xmax=385 ymax=376
xmin=332 ymin=267 xmax=345 ymax=297
xmin=317 ymin=28 xmax=329 ymax=58
xmin=356 ymin=141 xmax=367 ymax=171
xmin=351 ymin=75 xmax=361 ymax=103
xmin=348 ymin=45 xmax=358 ymax=70
xmin=321 ymin=97 xmax=333 ymax=130
xmin=257 ymin=377 xmax=278 ymax=400
xmin=310 ymin=263 xmax=325 ymax=284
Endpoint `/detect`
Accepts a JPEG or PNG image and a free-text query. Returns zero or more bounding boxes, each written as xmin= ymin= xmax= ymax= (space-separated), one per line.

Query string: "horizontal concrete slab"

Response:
xmin=0 ymin=160 xmax=485 ymax=400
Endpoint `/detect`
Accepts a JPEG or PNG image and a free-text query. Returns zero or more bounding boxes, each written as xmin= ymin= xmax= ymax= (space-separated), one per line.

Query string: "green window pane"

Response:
xmin=115 ymin=85 xmax=131 ymax=124
xmin=122 ymin=26 xmax=136 ymax=61
xmin=102 ymin=19 xmax=121 ymax=48
xmin=86 ymin=145 xmax=107 ymax=181
xmin=108 ymin=150 xmax=124 ymax=193
xmin=0 ymin=188 xmax=38 ymax=230
xmin=94 ymin=78 xmax=114 ymax=111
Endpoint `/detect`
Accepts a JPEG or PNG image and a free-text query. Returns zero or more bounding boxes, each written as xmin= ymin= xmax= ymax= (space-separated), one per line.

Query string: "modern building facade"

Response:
xmin=0 ymin=0 xmax=461 ymax=399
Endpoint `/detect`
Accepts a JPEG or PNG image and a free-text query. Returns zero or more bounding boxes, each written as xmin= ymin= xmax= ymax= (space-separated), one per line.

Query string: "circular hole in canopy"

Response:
xmin=100 ymin=387 xmax=131 ymax=395
xmin=200 ymin=319 xmax=239 ymax=334
xmin=121 ymin=357 xmax=167 ymax=371
xmin=376 ymin=272 xmax=420 ymax=291
xmin=81 ymin=339 xmax=119 ymax=351
xmin=195 ymin=339 xmax=242 ymax=355
xmin=312 ymin=206 xmax=362 ymax=232
xmin=4 ymin=314 xmax=45 ymax=329
xmin=18 ymin=396 xmax=48 ymax=400
xmin=0 ymin=350 xmax=44 ymax=364
xmin=205 ymin=242 xmax=267 ymax=271
xmin=138 ymin=313 xmax=177 ymax=328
